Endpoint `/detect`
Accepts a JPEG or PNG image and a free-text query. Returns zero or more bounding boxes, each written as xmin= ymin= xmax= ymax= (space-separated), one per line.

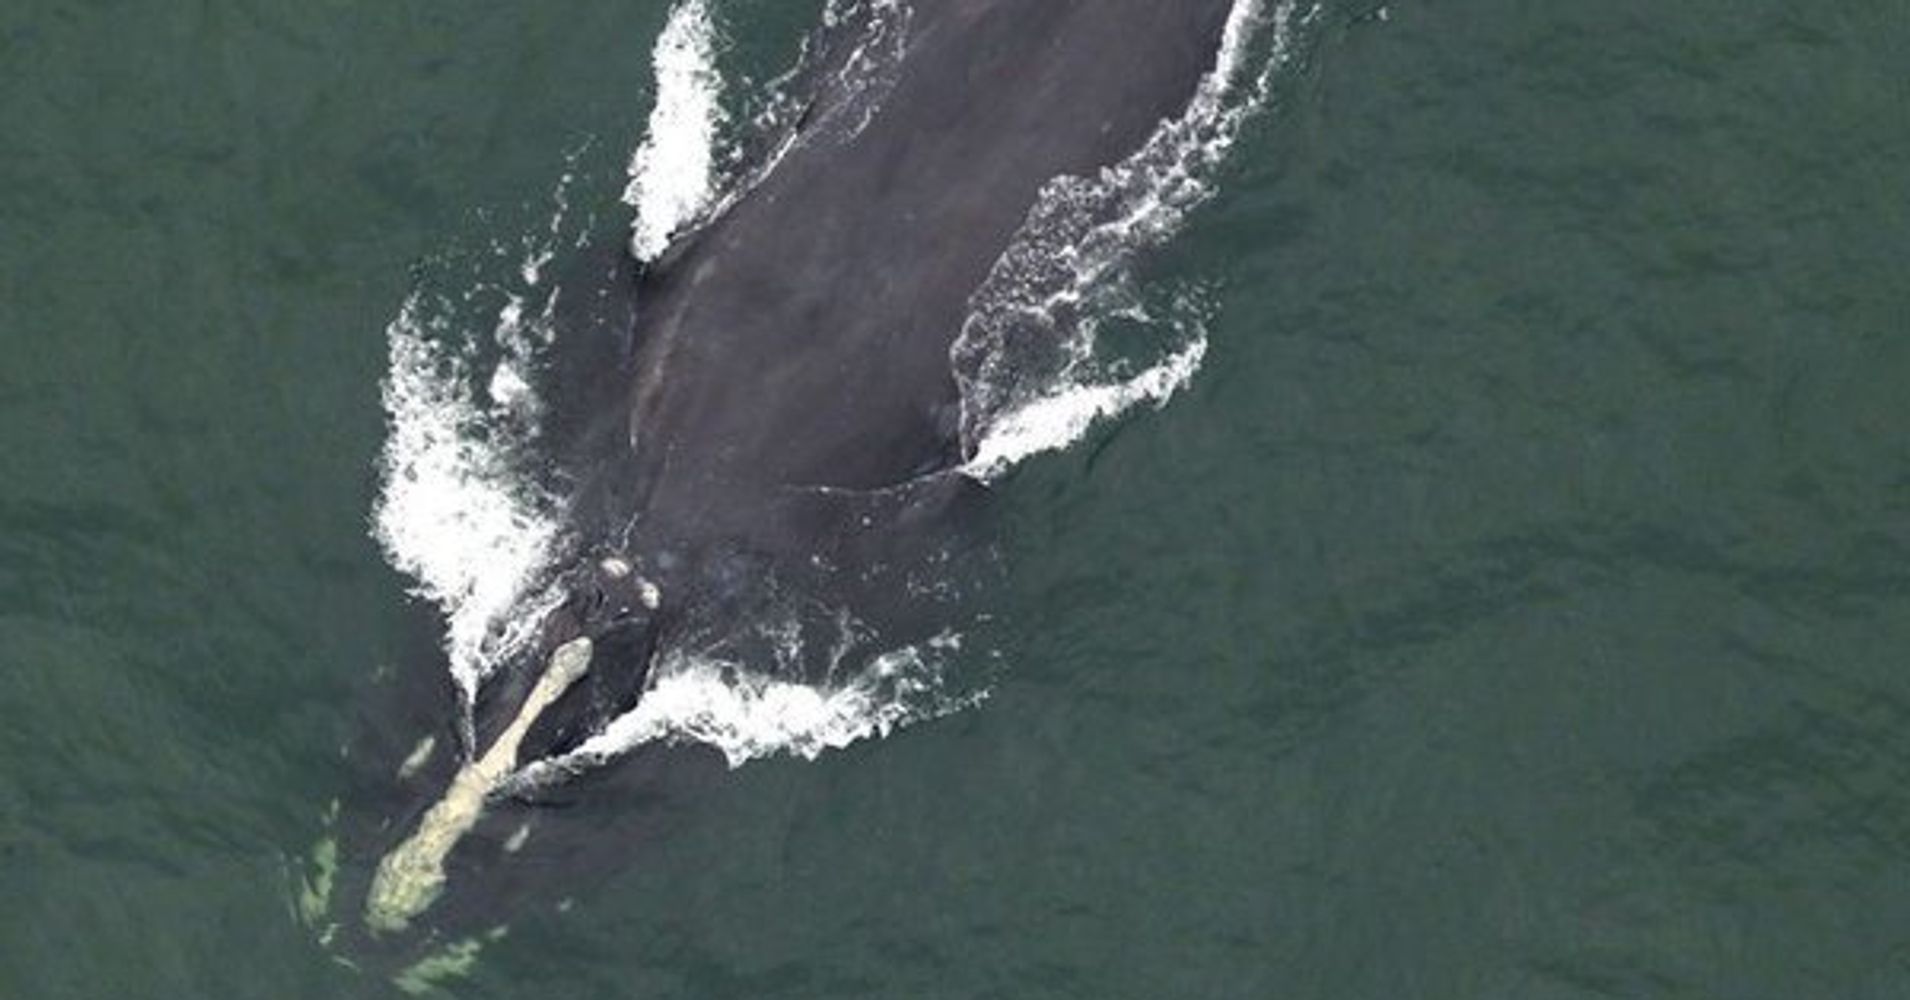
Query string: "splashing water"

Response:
xmin=511 ymin=631 xmax=976 ymax=777
xmin=370 ymin=156 xmax=594 ymax=712
xmin=625 ymin=0 xmax=726 ymax=263
xmin=372 ymin=290 xmax=567 ymax=706
xmin=964 ymin=334 xmax=1210 ymax=480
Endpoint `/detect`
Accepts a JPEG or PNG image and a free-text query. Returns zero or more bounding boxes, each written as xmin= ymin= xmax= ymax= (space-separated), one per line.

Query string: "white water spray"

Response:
xmin=625 ymin=0 xmax=726 ymax=262
xmin=513 ymin=632 xmax=976 ymax=776
xmin=371 ymin=292 xmax=566 ymax=703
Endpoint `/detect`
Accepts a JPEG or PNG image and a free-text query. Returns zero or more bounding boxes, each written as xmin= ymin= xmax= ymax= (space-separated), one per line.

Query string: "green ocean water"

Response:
xmin=4 ymin=1 xmax=1909 ymax=997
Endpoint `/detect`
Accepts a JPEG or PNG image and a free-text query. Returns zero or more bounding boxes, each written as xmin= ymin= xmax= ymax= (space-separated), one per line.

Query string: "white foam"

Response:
xmin=513 ymin=634 xmax=975 ymax=774
xmin=955 ymin=0 xmax=1307 ymax=481
xmin=371 ymin=167 xmax=588 ymax=710
xmin=624 ymin=0 xmax=726 ymax=262
xmin=963 ymin=337 xmax=1208 ymax=480
xmin=638 ymin=0 xmax=913 ymax=241
xmin=372 ymin=294 xmax=567 ymax=703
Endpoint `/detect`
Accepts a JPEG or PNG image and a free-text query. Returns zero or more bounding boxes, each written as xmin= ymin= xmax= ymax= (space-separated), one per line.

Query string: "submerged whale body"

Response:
xmin=342 ymin=0 xmax=1255 ymax=952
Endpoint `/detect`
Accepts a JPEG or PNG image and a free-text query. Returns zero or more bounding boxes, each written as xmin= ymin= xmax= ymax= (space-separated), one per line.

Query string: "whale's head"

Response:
xmin=344 ymin=551 xmax=675 ymax=945
xmin=482 ymin=553 xmax=668 ymax=769
xmin=340 ymin=479 xmax=983 ymax=956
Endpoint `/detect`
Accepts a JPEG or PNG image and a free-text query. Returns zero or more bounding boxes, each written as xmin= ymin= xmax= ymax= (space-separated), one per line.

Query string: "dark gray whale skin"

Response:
xmin=346 ymin=0 xmax=1242 ymax=953
xmin=604 ymin=0 xmax=1236 ymax=503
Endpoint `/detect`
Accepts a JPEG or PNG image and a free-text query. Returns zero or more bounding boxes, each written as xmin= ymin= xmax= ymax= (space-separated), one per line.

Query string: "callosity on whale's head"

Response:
xmin=356 ymin=553 xmax=669 ymax=935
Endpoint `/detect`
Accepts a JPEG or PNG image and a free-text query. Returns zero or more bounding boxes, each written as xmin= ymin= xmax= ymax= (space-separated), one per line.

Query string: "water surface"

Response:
xmin=3 ymin=1 xmax=1908 ymax=997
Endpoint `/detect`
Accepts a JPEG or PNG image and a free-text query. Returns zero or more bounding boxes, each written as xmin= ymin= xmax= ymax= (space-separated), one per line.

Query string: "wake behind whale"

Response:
xmin=308 ymin=0 xmax=1313 ymax=980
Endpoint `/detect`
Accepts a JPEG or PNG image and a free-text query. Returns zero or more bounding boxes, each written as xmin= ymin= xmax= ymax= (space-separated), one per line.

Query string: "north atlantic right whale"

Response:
xmin=342 ymin=0 xmax=1287 ymax=949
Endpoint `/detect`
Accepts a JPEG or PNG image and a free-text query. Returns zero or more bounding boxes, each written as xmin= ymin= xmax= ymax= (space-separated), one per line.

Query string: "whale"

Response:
xmin=343 ymin=0 xmax=1259 ymax=947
